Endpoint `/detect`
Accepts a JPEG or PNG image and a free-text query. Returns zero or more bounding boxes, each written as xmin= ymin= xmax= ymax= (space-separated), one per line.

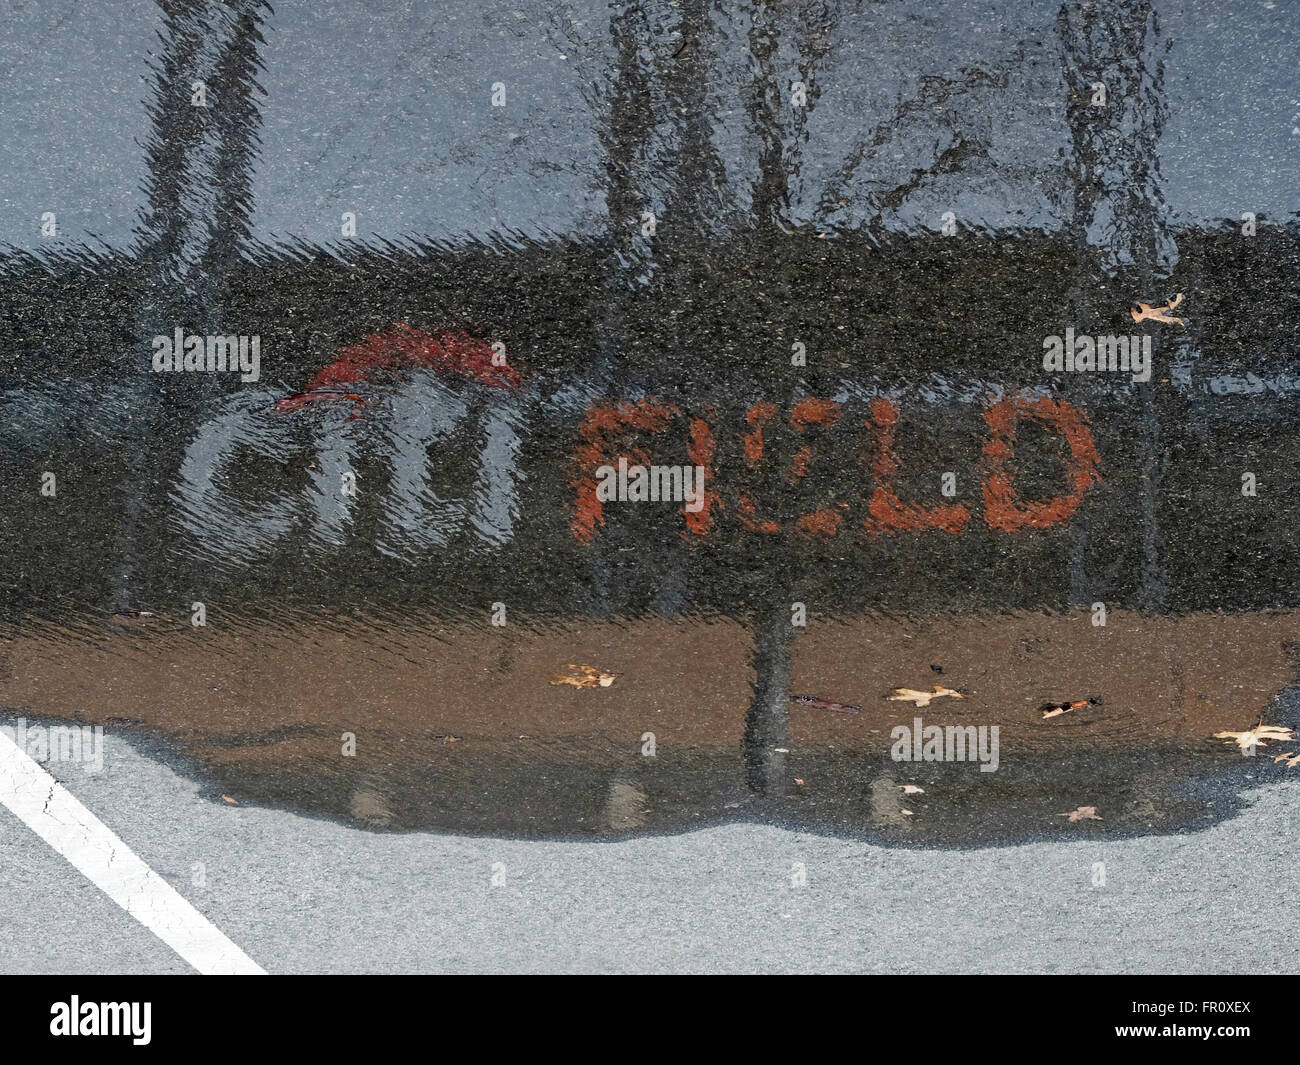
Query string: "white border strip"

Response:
xmin=0 ymin=730 xmax=265 ymax=975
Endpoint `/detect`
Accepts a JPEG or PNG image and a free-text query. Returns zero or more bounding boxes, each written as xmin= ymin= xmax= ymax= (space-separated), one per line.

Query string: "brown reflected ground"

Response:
xmin=2 ymin=609 xmax=1297 ymax=843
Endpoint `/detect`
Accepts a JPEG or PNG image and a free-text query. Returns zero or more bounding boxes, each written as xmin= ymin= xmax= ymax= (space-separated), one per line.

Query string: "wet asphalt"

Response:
xmin=1 ymin=724 xmax=1296 ymax=974
xmin=1 ymin=0 xmax=1299 ymax=972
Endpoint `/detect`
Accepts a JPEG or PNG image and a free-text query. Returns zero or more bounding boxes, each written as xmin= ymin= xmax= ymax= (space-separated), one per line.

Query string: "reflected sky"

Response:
xmin=0 ymin=0 xmax=1294 ymax=253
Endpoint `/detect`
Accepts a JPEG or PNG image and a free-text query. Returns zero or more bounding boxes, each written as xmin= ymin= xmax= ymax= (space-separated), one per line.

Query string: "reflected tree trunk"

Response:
xmin=744 ymin=588 xmax=793 ymax=796
xmin=737 ymin=1 xmax=832 ymax=796
xmin=113 ymin=0 xmax=270 ymax=611
xmin=1058 ymin=0 xmax=1174 ymax=614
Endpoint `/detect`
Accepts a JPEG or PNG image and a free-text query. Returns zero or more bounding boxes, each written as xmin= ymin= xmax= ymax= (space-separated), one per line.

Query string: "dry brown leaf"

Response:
xmin=793 ymin=778 xmax=805 ymax=787
xmin=220 ymin=794 xmax=239 ymax=805
xmin=900 ymin=784 xmax=925 ymax=795
xmin=551 ymin=663 xmax=617 ymax=688
xmin=1041 ymin=699 xmax=1092 ymax=720
xmin=791 ymin=694 xmax=862 ymax=713
xmin=888 ymin=686 xmax=965 ymax=707
xmin=1213 ymin=725 xmax=1297 ymax=753
xmin=1060 ymin=805 xmax=1101 ymax=822
xmin=1272 ymin=751 xmax=1300 ymax=768
xmin=1130 ymin=292 xmax=1186 ymax=326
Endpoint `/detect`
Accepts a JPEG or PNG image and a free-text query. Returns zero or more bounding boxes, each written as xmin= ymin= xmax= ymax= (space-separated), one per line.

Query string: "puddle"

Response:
xmin=3 ymin=610 xmax=1296 ymax=844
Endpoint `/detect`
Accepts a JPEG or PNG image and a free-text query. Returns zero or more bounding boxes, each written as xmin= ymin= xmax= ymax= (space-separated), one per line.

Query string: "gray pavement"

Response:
xmin=1 ymin=721 xmax=1295 ymax=974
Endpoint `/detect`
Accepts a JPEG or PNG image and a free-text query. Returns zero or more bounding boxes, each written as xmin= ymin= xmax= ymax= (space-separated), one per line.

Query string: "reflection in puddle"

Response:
xmin=2 ymin=609 xmax=1295 ymax=845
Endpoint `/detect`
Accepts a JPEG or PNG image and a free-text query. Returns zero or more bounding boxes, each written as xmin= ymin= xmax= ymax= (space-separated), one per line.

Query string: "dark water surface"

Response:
xmin=1 ymin=0 xmax=1298 ymax=844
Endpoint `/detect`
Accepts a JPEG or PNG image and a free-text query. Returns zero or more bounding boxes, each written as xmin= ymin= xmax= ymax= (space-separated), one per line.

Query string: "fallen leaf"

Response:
xmin=1040 ymin=698 xmax=1095 ymax=720
xmin=899 ymin=784 xmax=925 ymax=795
xmin=888 ymin=686 xmax=965 ymax=707
xmin=791 ymin=694 xmax=862 ymax=713
xmin=1271 ymin=751 xmax=1300 ymax=768
xmin=220 ymin=795 xmax=239 ymax=805
xmin=1213 ymin=725 xmax=1297 ymax=753
xmin=793 ymin=778 xmax=805 ymax=787
xmin=551 ymin=663 xmax=617 ymax=688
xmin=1060 ymin=805 xmax=1101 ymax=822
xmin=901 ymin=809 xmax=914 ymax=816
xmin=1130 ymin=292 xmax=1186 ymax=327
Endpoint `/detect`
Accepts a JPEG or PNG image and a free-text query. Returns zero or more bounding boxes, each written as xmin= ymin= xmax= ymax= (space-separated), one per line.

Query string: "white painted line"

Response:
xmin=0 ymin=729 xmax=265 ymax=975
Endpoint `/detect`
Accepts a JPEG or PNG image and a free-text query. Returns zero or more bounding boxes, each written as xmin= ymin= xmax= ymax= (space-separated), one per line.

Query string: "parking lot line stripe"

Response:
xmin=0 ymin=730 xmax=265 ymax=975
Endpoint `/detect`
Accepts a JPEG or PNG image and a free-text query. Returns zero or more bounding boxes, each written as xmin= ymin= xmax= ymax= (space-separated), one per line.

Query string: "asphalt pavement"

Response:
xmin=2 ymin=0 xmax=1299 ymax=978
xmin=2 ymin=714 xmax=1294 ymax=974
